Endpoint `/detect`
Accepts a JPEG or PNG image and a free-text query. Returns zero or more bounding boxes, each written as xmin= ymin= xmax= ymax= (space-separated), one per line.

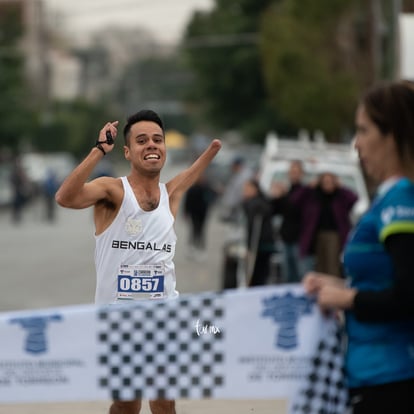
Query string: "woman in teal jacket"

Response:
xmin=304 ymin=80 xmax=414 ymax=414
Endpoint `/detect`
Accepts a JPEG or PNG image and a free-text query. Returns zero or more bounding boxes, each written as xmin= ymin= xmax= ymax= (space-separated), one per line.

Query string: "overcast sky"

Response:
xmin=400 ymin=14 xmax=414 ymax=80
xmin=44 ymin=0 xmax=213 ymax=45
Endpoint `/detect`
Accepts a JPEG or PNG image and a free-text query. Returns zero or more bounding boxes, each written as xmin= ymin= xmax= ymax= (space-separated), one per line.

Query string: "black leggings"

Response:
xmin=350 ymin=378 xmax=414 ymax=414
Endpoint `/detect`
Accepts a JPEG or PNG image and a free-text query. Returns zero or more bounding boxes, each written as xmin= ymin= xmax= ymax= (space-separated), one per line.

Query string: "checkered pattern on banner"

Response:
xmin=290 ymin=320 xmax=350 ymax=414
xmin=96 ymin=293 xmax=225 ymax=401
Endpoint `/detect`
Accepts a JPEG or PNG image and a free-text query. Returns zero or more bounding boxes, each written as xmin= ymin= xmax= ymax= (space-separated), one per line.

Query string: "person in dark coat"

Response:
xmin=10 ymin=156 xmax=29 ymax=223
xmin=292 ymin=171 xmax=358 ymax=277
xmin=183 ymin=174 xmax=216 ymax=254
xmin=270 ymin=160 xmax=306 ymax=283
xmin=242 ymin=179 xmax=277 ymax=286
xmin=43 ymin=168 xmax=59 ymax=222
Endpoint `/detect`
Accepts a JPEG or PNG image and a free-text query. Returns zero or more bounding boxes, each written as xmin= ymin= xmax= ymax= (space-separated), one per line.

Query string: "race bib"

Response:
xmin=116 ymin=264 xmax=165 ymax=301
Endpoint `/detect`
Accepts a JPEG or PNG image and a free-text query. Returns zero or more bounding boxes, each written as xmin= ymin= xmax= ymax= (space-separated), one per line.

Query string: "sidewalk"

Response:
xmin=0 ymin=399 xmax=288 ymax=414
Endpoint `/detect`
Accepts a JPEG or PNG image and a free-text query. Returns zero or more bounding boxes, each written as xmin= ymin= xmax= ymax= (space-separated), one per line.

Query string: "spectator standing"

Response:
xmin=241 ymin=179 xmax=277 ymax=286
xmin=219 ymin=157 xmax=252 ymax=222
xmin=10 ymin=156 xmax=29 ymax=224
xmin=183 ymin=174 xmax=216 ymax=256
xmin=303 ymin=80 xmax=414 ymax=414
xmin=270 ymin=160 xmax=306 ymax=282
xmin=43 ymin=168 xmax=59 ymax=222
xmin=292 ymin=172 xmax=358 ymax=277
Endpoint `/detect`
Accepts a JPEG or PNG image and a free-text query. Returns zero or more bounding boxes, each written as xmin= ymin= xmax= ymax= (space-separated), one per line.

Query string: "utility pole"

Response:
xmin=403 ymin=0 xmax=414 ymax=12
xmin=392 ymin=0 xmax=402 ymax=80
xmin=367 ymin=0 xmax=382 ymax=82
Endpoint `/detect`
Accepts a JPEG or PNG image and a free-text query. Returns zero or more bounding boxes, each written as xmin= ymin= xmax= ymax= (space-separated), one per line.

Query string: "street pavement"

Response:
xmin=0 ymin=163 xmax=287 ymax=413
xmin=0 ymin=400 xmax=287 ymax=414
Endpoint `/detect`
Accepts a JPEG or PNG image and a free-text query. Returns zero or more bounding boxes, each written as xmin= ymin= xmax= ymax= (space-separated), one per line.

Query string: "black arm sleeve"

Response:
xmin=353 ymin=233 xmax=414 ymax=322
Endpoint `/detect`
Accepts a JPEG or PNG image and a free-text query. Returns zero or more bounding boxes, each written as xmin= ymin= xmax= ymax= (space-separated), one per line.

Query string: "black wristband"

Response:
xmin=96 ymin=143 xmax=106 ymax=155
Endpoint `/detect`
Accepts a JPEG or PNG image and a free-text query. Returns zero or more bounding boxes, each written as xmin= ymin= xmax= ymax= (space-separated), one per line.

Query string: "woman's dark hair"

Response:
xmin=123 ymin=109 xmax=164 ymax=145
xmin=246 ymin=178 xmax=265 ymax=198
xmin=361 ymin=80 xmax=414 ymax=168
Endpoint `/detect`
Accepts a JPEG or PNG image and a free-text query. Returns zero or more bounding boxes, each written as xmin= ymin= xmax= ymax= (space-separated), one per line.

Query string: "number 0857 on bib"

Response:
xmin=116 ymin=264 xmax=165 ymax=301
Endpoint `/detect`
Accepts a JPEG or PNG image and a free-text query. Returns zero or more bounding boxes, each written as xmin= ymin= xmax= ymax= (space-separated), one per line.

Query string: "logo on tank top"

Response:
xmin=125 ymin=217 xmax=142 ymax=235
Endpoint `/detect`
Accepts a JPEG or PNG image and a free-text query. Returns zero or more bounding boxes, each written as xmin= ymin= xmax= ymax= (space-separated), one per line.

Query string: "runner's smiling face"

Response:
xmin=124 ymin=121 xmax=166 ymax=174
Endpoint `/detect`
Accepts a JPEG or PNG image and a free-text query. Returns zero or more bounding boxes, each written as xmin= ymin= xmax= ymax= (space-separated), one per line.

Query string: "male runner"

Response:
xmin=55 ymin=109 xmax=222 ymax=414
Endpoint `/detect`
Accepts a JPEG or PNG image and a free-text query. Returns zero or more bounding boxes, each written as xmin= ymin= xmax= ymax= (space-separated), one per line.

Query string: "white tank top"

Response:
xmin=94 ymin=177 xmax=178 ymax=304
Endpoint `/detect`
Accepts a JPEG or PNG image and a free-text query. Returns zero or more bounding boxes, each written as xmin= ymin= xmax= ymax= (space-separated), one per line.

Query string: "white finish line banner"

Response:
xmin=0 ymin=285 xmax=348 ymax=412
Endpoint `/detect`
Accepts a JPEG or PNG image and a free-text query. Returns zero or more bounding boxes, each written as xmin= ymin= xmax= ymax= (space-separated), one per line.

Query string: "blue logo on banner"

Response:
xmin=262 ymin=293 xmax=313 ymax=350
xmin=10 ymin=314 xmax=63 ymax=354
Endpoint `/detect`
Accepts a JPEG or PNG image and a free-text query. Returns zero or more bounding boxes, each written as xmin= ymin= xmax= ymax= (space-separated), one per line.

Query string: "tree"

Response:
xmin=115 ymin=54 xmax=196 ymax=135
xmin=260 ymin=0 xmax=402 ymax=141
xmin=260 ymin=0 xmax=365 ymax=141
xmin=0 ymin=3 xmax=34 ymax=153
xmin=183 ymin=0 xmax=280 ymax=142
xmin=32 ymin=100 xmax=118 ymax=158
xmin=184 ymin=0 xmax=398 ymax=142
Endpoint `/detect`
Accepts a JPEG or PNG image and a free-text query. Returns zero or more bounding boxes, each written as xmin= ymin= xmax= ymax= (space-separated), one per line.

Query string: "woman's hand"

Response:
xmin=316 ymin=285 xmax=357 ymax=310
xmin=303 ymin=271 xmax=355 ymax=311
xmin=303 ymin=271 xmax=344 ymax=294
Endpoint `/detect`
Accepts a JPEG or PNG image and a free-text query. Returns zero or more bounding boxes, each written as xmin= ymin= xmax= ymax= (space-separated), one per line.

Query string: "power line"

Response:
xmin=182 ymin=33 xmax=259 ymax=48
